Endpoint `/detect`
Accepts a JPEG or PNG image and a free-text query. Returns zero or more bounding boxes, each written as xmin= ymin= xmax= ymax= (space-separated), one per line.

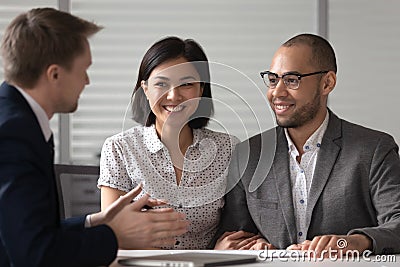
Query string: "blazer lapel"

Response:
xmin=305 ymin=111 xmax=342 ymax=232
xmin=273 ymin=127 xmax=298 ymax=243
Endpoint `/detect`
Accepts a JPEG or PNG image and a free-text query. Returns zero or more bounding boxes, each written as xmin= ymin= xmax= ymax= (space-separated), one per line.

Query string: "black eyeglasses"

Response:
xmin=260 ymin=70 xmax=329 ymax=90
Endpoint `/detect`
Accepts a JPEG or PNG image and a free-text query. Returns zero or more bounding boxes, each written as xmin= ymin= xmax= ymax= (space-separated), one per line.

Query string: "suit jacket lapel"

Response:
xmin=305 ymin=111 xmax=342 ymax=232
xmin=273 ymin=127 xmax=298 ymax=243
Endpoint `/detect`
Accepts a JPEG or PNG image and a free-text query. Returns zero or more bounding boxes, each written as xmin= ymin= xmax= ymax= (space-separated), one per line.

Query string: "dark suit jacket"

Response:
xmin=212 ymin=110 xmax=400 ymax=254
xmin=0 ymin=82 xmax=118 ymax=267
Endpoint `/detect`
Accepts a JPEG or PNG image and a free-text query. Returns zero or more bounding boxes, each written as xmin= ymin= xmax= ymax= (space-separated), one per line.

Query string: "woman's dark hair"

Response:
xmin=131 ymin=36 xmax=213 ymax=128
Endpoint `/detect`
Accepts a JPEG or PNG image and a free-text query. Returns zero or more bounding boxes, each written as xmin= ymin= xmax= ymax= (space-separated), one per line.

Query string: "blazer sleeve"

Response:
xmin=0 ymin=120 xmax=118 ymax=267
xmin=348 ymin=133 xmax=400 ymax=254
xmin=208 ymin=141 xmax=259 ymax=248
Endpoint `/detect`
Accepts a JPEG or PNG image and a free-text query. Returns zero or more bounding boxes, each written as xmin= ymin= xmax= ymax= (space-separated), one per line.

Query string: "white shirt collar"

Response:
xmin=143 ymin=125 xmax=164 ymax=153
xmin=14 ymin=86 xmax=52 ymax=141
xmin=285 ymin=111 xmax=330 ymax=153
xmin=143 ymin=125 xmax=203 ymax=154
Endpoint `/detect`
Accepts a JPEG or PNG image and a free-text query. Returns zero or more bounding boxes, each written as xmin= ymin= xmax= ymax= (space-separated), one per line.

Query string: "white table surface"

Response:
xmin=109 ymin=249 xmax=399 ymax=267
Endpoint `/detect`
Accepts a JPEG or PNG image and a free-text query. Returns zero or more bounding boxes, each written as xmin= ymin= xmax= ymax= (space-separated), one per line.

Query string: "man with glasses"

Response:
xmin=213 ymin=33 xmax=400 ymax=256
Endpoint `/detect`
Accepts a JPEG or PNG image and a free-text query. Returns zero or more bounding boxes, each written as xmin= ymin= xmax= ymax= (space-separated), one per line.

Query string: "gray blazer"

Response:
xmin=212 ymin=111 xmax=400 ymax=254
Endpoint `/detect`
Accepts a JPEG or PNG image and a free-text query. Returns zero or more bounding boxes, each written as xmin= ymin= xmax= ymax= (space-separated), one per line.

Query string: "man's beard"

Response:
xmin=275 ymin=88 xmax=321 ymax=128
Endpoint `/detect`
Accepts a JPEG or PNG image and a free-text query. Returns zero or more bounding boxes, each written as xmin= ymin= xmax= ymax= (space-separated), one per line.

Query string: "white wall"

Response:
xmin=329 ymin=0 xmax=400 ymax=145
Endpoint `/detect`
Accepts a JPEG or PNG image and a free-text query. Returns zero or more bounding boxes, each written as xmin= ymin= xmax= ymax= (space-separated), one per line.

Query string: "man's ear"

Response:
xmin=321 ymin=71 xmax=336 ymax=96
xmin=47 ymin=64 xmax=59 ymax=82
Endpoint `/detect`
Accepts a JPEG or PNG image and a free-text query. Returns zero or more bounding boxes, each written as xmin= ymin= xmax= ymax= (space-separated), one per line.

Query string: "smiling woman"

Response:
xmin=97 ymin=36 xmax=240 ymax=250
xmin=141 ymin=57 xmax=204 ymax=138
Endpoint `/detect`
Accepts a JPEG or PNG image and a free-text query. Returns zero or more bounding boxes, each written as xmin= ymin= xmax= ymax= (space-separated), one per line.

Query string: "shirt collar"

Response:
xmin=285 ymin=111 xmax=330 ymax=153
xmin=14 ymin=86 xmax=52 ymax=141
xmin=143 ymin=125 xmax=163 ymax=153
xmin=143 ymin=125 xmax=203 ymax=153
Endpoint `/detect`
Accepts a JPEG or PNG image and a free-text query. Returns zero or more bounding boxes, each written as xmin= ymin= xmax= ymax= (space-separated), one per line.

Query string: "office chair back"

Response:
xmin=54 ymin=164 xmax=100 ymax=219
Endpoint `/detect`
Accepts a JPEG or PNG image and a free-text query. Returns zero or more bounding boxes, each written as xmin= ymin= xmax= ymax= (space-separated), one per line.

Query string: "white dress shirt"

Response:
xmin=285 ymin=112 xmax=329 ymax=243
